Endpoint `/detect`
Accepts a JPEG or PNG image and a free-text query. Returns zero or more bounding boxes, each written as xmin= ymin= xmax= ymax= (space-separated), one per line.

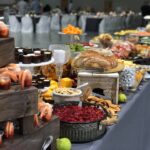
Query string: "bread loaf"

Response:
xmin=72 ymin=49 xmax=118 ymax=70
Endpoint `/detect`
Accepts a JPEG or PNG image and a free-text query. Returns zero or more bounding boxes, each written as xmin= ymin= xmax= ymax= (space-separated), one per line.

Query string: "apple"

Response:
xmin=119 ymin=93 xmax=127 ymax=103
xmin=56 ymin=138 xmax=71 ymax=150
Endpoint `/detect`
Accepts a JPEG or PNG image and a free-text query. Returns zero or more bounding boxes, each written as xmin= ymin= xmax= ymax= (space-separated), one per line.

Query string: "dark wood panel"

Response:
xmin=0 ymin=116 xmax=60 ymax=150
xmin=20 ymin=115 xmax=53 ymax=135
xmin=0 ymin=38 xmax=15 ymax=67
xmin=0 ymin=86 xmax=38 ymax=122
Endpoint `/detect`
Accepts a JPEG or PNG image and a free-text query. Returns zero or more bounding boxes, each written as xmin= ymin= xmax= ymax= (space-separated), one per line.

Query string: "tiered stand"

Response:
xmin=0 ymin=38 xmax=60 ymax=150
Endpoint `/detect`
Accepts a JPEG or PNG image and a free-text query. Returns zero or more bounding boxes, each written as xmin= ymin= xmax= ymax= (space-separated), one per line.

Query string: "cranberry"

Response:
xmin=53 ymin=105 xmax=105 ymax=123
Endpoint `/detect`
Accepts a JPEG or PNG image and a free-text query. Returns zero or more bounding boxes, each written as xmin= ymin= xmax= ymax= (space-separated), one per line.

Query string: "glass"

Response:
xmin=49 ymin=44 xmax=71 ymax=87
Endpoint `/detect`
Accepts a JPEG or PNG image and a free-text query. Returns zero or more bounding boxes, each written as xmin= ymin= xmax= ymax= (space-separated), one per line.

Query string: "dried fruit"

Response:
xmin=4 ymin=121 xmax=14 ymax=139
xmin=34 ymin=114 xmax=40 ymax=127
xmin=54 ymin=105 xmax=105 ymax=123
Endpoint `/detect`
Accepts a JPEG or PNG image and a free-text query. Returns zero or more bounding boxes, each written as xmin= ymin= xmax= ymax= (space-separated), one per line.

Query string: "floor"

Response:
xmin=10 ymin=31 xmax=97 ymax=48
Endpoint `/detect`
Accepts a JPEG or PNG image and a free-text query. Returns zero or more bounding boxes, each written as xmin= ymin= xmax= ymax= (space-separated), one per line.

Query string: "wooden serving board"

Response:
xmin=0 ymin=85 xmax=38 ymax=122
xmin=0 ymin=38 xmax=15 ymax=67
xmin=0 ymin=116 xmax=60 ymax=150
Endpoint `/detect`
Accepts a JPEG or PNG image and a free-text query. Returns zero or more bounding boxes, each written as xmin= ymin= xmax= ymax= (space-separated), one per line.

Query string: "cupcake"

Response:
xmin=43 ymin=79 xmax=50 ymax=87
xmin=23 ymin=48 xmax=33 ymax=55
xmin=32 ymin=74 xmax=38 ymax=81
xmin=37 ymin=81 xmax=44 ymax=89
xmin=40 ymin=49 xmax=48 ymax=55
xmin=33 ymin=48 xmax=41 ymax=52
xmin=18 ymin=53 xmax=24 ymax=63
xmin=34 ymin=51 xmax=41 ymax=55
xmin=36 ymin=73 xmax=45 ymax=79
xmin=32 ymin=54 xmax=41 ymax=63
xmin=39 ymin=77 xmax=45 ymax=82
xmin=22 ymin=55 xmax=32 ymax=64
xmin=32 ymin=80 xmax=38 ymax=87
xmin=42 ymin=51 xmax=52 ymax=62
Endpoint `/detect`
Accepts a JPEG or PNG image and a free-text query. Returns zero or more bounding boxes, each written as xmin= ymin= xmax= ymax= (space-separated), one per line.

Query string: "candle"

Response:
xmin=53 ymin=50 xmax=66 ymax=65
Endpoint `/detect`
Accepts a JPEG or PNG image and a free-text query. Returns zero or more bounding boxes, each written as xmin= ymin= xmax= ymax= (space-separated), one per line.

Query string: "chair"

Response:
xmin=8 ymin=15 xmax=21 ymax=32
xmin=99 ymin=16 xmax=113 ymax=33
xmin=21 ymin=15 xmax=33 ymax=33
xmin=36 ymin=15 xmax=51 ymax=33
xmin=99 ymin=16 xmax=126 ymax=33
xmin=125 ymin=15 xmax=142 ymax=29
xmin=69 ymin=15 xmax=76 ymax=26
xmin=78 ymin=15 xmax=87 ymax=32
xmin=61 ymin=14 xmax=76 ymax=29
xmin=50 ymin=14 xmax=60 ymax=31
xmin=111 ymin=16 xmax=126 ymax=32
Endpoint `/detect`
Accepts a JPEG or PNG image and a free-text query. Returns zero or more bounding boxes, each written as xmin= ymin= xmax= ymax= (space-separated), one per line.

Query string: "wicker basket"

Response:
xmin=54 ymin=102 xmax=107 ymax=143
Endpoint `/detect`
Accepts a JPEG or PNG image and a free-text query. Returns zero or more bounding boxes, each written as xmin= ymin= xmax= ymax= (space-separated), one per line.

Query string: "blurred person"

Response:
xmin=52 ymin=5 xmax=62 ymax=14
xmin=31 ymin=0 xmax=42 ymax=14
xmin=43 ymin=4 xmax=51 ymax=15
xmin=85 ymin=6 xmax=92 ymax=13
xmin=4 ymin=7 xmax=10 ymax=24
xmin=17 ymin=0 xmax=30 ymax=15
xmin=141 ymin=1 xmax=150 ymax=17
xmin=68 ymin=0 xmax=73 ymax=13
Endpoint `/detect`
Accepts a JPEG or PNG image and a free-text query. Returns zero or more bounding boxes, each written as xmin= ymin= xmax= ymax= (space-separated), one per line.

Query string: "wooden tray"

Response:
xmin=0 ymin=85 xmax=38 ymax=122
xmin=0 ymin=116 xmax=60 ymax=150
xmin=0 ymin=38 xmax=15 ymax=67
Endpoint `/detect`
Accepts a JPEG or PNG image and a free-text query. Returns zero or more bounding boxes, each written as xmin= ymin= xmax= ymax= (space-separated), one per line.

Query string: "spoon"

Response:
xmin=77 ymin=83 xmax=89 ymax=107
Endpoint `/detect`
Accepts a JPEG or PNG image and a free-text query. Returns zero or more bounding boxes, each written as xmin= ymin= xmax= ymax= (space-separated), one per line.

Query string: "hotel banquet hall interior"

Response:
xmin=0 ymin=0 xmax=149 ymax=150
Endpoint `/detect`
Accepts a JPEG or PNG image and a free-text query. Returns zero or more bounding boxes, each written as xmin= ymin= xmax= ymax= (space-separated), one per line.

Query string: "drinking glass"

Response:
xmin=49 ymin=44 xmax=71 ymax=86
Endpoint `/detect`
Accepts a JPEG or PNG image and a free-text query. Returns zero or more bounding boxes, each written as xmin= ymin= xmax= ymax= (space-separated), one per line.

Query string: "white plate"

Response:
xmin=18 ymin=57 xmax=54 ymax=67
xmin=58 ymin=32 xmax=87 ymax=36
xmin=144 ymin=72 xmax=150 ymax=79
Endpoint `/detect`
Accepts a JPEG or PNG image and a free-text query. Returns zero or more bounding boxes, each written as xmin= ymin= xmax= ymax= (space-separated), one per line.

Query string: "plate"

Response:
xmin=144 ymin=72 xmax=150 ymax=79
xmin=105 ymin=62 xmax=125 ymax=73
xmin=18 ymin=58 xmax=54 ymax=67
xmin=58 ymin=32 xmax=87 ymax=36
xmin=76 ymin=62 xmax=124 ymax=73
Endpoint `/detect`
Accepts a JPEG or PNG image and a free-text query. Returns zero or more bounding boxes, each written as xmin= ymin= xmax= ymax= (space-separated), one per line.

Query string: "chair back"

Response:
xmin=36 ymin=15 xmax=51 ymax=33
xmin=21 ymin=15 xmax=33 ymax=33
xmin=8 ymin=15 xmax=21 ymax=32
xmin=50 ymin=14 xmax=60 ymax=31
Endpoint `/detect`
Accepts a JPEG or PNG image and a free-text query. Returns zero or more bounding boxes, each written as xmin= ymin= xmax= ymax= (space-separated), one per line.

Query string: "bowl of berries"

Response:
xmin=53 ymin=102 xmax=107 ymax=143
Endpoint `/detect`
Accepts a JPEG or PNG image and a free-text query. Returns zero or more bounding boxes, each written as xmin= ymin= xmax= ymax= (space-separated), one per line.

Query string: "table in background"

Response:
xmin=73 ymin=80 xmax=150 ymax=150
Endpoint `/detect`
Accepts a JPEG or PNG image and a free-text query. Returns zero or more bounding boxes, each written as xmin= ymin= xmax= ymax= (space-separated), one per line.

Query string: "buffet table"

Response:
xmin=73 ymin=80 xmax=150 ymax=150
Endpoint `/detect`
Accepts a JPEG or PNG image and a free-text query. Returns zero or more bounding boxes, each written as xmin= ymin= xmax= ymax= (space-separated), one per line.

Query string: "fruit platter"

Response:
xmin=61 ymin=24 xmax=83 ymax=35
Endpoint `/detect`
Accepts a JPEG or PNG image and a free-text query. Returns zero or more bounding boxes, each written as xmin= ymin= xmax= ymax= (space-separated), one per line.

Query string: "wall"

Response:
xmin=73 ymin=0 xmax=104 ymax=11
xmin=0 ymin=0 xmax=15 ymax=5
xmin=43 ymin=0 xmax=60 ymax=8
xmin=42 ymin=0 xmax=144 ymax=12
xmin=73 ymin=0 xmax=144 ymax=12
xmin=113 ymin=0 xmax=144 ymax=12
